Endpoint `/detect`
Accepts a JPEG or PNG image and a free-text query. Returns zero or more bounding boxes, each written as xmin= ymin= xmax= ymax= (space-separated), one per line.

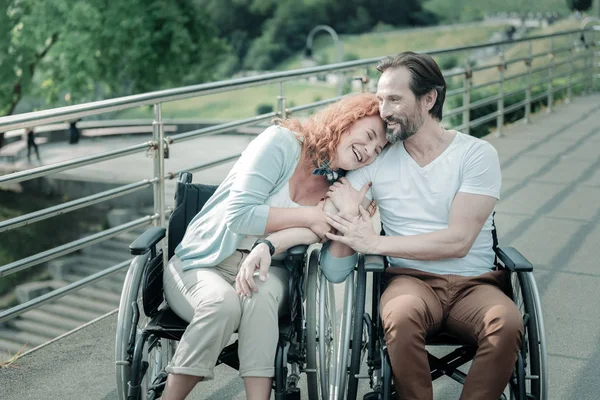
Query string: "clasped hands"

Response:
xmin=235 ymin=178 xmax=379 ymax=297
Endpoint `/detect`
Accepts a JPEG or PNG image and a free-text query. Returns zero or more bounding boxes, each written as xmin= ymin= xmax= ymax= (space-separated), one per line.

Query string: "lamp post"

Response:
xmin=305 ymin=25 xmax=344 ymax=95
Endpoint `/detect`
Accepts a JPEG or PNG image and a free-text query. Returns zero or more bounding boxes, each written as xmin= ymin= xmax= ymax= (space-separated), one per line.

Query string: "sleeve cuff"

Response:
xmin=319 ymin=243 xmax=357 ymax=283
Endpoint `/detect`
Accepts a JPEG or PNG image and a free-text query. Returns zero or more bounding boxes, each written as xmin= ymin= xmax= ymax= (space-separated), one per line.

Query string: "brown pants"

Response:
xmin=381 ymin=268 xmax=523 ymax=400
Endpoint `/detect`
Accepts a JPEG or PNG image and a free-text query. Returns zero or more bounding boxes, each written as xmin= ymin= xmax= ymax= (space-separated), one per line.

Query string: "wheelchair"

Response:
xmin=114 ymin=172 xmax=335 ymax=400
xmin=336 ymin=222 xmax=548 ymax=400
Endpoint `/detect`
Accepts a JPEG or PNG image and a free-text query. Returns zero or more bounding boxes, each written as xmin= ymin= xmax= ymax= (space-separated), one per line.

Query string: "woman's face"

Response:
xmin=333 ymin=115 xmax=387 ymax=171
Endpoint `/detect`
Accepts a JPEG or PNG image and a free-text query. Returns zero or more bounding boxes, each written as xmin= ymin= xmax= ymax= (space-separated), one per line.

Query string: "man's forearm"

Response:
xmin=266 ymin=227 xmax=319 ymax=255
xmin=372 ymin=229 xmax=470 ymax=260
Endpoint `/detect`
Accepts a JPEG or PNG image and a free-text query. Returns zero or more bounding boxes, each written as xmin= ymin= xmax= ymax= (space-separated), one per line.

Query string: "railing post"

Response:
xmin=496 ymin=49 xmax=505 ymax=138
xmin=525 ymin=41 xmax=533 ymax=124
xmin=567 ymin=33 xmax=574 ymax=104
xmin=547 ymin=36 xmax=554 ymax=113
xmin=277 ymin=82 xmax=287 ymax=119
xmin=152 ymin=104 xmax=166 ymax=229
xmin=462 ymin=66 xmax=472 ymax=135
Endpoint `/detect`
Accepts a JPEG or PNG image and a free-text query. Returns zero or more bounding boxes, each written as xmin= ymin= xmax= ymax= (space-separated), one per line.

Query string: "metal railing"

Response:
xmin=0 ymin=25 xmax=597 ymax=328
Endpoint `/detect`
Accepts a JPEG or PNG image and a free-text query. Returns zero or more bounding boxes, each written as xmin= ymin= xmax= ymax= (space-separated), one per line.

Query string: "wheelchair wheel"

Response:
xmin=509 ymin=271 xmax=546 ymax=400
xmin=347 ymin=257 xmax=368 ymax=400
xmin=306 ymin=248 xmax=336 ymax=400
xmin=116 ymin=253 xmax=150 ymax=400
xmin=116 ymin=252 xmax=175 ymax=400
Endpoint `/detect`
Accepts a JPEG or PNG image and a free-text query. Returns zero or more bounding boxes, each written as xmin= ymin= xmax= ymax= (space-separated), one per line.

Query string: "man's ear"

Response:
xmin=421 ymin=89 xmax=438 ymax=113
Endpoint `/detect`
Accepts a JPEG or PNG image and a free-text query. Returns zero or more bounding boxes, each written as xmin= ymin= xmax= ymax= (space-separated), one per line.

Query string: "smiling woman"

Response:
xmin=159 ymin=92 xmax=387 ymax=400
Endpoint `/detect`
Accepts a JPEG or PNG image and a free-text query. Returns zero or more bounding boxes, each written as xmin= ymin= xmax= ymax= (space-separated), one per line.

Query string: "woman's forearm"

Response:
xmin=266 ymin=227 xmax=320 ymax=255
xmin=264 ymin=207 xmax=315 ymax=234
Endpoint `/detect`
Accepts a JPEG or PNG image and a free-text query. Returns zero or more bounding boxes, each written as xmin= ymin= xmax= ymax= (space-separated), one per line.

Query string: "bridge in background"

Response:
xmin=0 ymin=25 xmax=598 ymax=399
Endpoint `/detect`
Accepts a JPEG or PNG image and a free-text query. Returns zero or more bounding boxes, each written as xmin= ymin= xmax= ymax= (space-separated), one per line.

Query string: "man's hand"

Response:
xmin=327 ymin=178 xmax=371 ymax=216
xmin=235 ymin=243 xmax=271 ymax=297
xmin=325 ymin=205 xmax=381 ymax=254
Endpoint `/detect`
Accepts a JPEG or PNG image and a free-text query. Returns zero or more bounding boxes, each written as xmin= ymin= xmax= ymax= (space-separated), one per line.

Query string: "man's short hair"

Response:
xmin=377 ymin=52 xmax=447 ymax=121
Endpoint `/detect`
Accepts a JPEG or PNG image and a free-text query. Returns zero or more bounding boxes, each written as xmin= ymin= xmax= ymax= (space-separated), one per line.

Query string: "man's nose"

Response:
xmin=380 ymin=103 xmax=392 ymax=120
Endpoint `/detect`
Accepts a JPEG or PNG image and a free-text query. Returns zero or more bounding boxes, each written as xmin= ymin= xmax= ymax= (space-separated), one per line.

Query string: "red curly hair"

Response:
xmin=277 ymin=92 xmax=380 ymax=167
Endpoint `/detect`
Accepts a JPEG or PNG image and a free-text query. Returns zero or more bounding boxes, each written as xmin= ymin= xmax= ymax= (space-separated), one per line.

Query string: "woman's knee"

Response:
xmin=197 ymin=289 xmax=241 ymax=321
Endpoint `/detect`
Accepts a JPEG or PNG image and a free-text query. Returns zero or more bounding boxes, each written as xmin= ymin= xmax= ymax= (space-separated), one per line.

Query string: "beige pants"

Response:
xmin=163 ymin=251 xmax=289 ymax=379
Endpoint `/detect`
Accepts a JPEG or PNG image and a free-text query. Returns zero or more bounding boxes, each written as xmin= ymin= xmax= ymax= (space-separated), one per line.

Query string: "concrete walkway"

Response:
xmin=1 ymin=93 xmax=599 ymax=399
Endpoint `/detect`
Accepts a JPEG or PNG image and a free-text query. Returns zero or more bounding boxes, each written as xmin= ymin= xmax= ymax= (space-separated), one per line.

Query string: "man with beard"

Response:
xmin=320 ymin=52 xmax=523 ymax=399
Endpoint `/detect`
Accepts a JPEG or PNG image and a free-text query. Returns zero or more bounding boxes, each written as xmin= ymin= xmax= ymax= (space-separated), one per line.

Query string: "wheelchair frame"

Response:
xmin=114 ymin=172 xmax=334 ymax=400
xmin=335 ymin=248 xmax=548 ymax=400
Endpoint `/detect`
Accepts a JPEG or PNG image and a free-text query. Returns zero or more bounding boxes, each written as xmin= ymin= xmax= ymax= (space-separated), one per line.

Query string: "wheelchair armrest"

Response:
xmin=288 ymin=245 xmax=309 ymax=256
xmin=495 ymin=246 xmax=533 ymax=272
xmin=129 ymin=226 xmax=166 ymax=255
xmin=363 ymin=254 xmax=386 ymax=273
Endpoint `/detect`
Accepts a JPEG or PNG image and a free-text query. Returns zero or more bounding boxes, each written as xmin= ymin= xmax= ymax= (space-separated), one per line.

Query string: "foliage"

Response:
xmin=425 ymin=0 xmax=571 ymax=23
xmin=197 ymin=0 xmax=437 ymax=72
xmin=566 ymin=0 xmax=593 ymax=11
xmin=0 ymin=0 xmax=228 ymax=118
xmin=256 ymin=103 xmax=274 ymax=115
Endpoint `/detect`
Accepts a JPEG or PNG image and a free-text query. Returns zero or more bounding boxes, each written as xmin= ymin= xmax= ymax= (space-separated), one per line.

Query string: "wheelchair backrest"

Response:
xmin=167 ymin=172 xmax=219 ymax=259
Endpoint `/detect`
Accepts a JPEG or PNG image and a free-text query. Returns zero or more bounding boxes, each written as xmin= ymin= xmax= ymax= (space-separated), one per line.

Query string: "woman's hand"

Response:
xmin=235 ymin=243 xmax=271 ymax=297
xmin=308 ymin=200 xmax=333 ymax=241
xmin=327 ymin=178 xmax=371 ymax=216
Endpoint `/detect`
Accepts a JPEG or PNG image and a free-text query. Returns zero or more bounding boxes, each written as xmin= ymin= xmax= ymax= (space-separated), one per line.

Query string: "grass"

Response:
xmin=117 ymin=82 xmax=338 ymax=120
xmin=0 ymin=344 xmax=26 ymax=367
xmin=115 ymin=19 xmax=591 ymax=122
xmin=279 ymin=23 xmax=506 ymax=71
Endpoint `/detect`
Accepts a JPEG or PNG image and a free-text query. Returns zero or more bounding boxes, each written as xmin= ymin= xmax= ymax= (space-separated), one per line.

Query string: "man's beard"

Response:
xmin=385 ymin=112 xmax=425 ymax=143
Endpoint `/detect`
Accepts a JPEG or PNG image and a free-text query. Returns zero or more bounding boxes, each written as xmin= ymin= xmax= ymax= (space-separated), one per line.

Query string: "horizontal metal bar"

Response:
xmin=469 ymin=111 xmax=500 ymax=129
xmin=0 ymin=180 xmax=154 ymax=234
xmin=530 ymin=65 xmax=550 ymax=75
xmin=531 ymin=91 xmax=550 ymax=103
xmin=502 ymin=71 xmax=530 ymax=83
xmin=453 ymin=124 xmax=466 ymax=132
xmin=446 ymin=87 xmax=466 ymax=97
xmin=469 ymin=94 xmax=501 ymax=109
xmin=444 ymin=106 xmax=467 ymax=118
xmin=0 ymin=28 xmax=589 ymax=132
xmin=166 ymin=155 xmax=241 ymax=180
xmin=287 ymin=95 xmax=345 ymax=114
xmin=551 ymin=46 xmax=573 ymax=55
xmin=505 ymin=56 xmax=531 ymax=65
xmin=503 ymin=99 xmax=528 ymax=114
xmin=471 ymin=80 xmax=501 ymax=91
xmin=0 ymin=216 xmax=153 ymax=278
xmin=442 ymin=68 xmax=468 ymax=79
xmin=0 ymin=141 xmax=151 ymax=187
xmin=470 ymin=62 xmax=502 ymax=74
xmin=552 ymin=84 xmax=570 ymax=94
xmin=0 ymin=260 xmax=130 ymax=324
xmin=532 ymin=51 xmax=551 ymax=59
xmin=504 ymin=87 xmax=527 ymax=98
xmin=171 ymin=112 xmax=277 ymax=143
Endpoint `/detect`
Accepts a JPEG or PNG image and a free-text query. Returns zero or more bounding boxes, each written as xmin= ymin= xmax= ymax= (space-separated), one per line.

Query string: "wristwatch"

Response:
xmin=252 ymin=238 xmax=275 ymax=256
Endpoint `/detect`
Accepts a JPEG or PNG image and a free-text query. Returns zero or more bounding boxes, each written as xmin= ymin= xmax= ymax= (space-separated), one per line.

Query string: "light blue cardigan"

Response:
xmin=175 ymin=125 xmax=355 ymax=280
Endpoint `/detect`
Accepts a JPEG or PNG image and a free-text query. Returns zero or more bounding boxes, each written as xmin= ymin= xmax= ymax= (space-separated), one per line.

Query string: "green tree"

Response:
xmin=566 ymin=0 xmax=593 ymax=11
xmin=0 ymin=0 xmax=228 ymax=118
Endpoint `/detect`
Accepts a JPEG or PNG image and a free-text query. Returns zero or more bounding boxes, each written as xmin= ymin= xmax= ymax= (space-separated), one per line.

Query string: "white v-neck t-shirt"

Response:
xmin=345 ymin=131 xmax=501 ymax=276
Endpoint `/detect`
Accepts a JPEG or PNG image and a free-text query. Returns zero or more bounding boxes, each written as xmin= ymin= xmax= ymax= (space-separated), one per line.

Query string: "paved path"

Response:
xmin=1 ymin=93 xmax=599 ymax=399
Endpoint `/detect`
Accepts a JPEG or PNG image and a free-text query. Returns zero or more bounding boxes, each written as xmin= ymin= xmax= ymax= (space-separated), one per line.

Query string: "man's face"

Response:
xmin=376 ymin=67 xmax=425 ymax=143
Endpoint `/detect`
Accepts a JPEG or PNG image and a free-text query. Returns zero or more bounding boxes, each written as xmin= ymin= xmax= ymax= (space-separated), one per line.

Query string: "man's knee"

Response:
xmin=484 ymin=303 xmax=524 ymax=343
xmin=381 ymin=295 xmax=428 ymax=337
